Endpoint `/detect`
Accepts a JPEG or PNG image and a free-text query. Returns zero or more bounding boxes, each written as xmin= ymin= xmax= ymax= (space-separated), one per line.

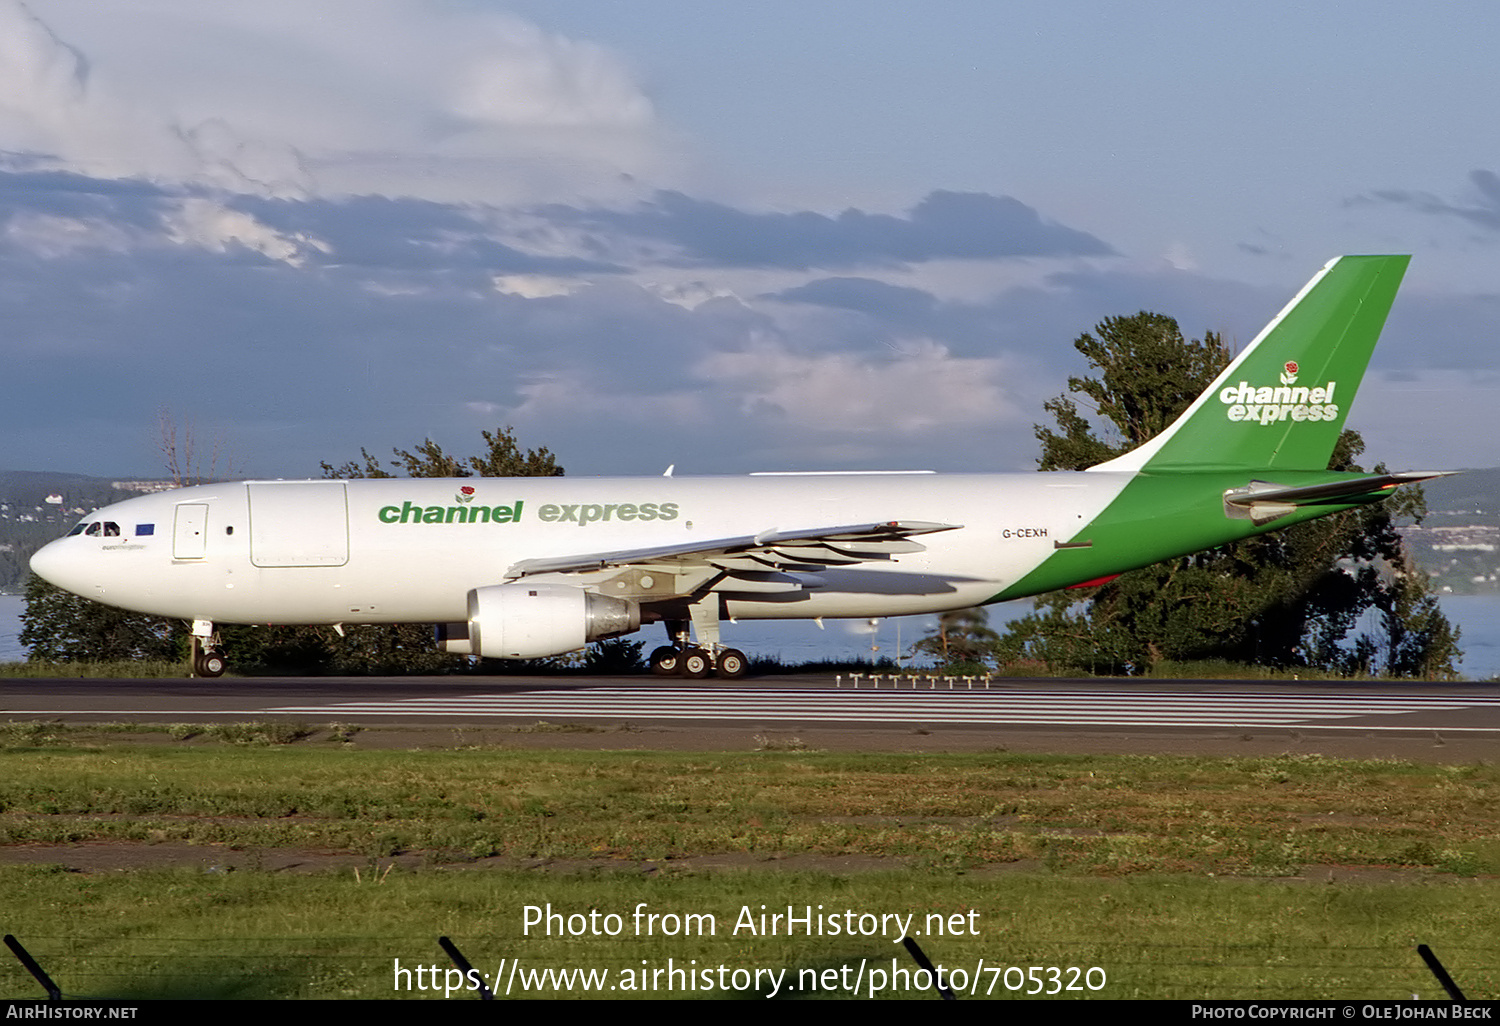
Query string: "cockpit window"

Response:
xmin=66 ymin=519 xmax=123 ymax=537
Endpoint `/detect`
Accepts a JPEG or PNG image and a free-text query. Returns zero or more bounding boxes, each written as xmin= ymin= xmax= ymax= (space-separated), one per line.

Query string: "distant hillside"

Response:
xmin=0 ymin=471 xmax=143 ymax=593
xmin=1395 ymin=468 xmax=1500 ymax=595
xmin=1421 ymin=467 xmax=1500 ymax=517
xmin=0 ymin=469 xmax=129 ymax=509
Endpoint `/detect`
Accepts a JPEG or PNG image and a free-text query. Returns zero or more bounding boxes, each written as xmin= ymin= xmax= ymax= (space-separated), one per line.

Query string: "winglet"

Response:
xmin=1091 ymin=255 xmax=1410 ymax=473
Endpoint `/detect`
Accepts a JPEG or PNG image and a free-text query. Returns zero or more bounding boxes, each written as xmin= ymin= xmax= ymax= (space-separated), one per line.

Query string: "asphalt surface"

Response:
xmin=4 ymin=674 xmax=1498 ymax=761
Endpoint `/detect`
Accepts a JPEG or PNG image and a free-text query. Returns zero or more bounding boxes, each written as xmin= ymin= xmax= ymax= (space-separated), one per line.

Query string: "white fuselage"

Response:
xmin=30 ymin=473 xmax=1134 ymax=626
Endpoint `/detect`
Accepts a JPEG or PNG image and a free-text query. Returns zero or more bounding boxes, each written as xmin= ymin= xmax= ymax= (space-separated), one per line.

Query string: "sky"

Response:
xmin=3 ymin=0 xmax=1499 ymax=483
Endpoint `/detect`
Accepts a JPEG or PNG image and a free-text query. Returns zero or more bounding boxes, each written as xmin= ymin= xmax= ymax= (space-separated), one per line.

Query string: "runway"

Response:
xmin=257 ymin=684 xmax=1500 ymax=733
xmin=5 ymin=676 xmax=1500 ymax=735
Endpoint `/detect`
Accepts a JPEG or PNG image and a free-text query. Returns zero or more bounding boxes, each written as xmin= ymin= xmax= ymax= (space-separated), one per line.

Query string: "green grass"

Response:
xmin=0 ymin=730 xmax=1496 ymax=999
xmin=1 ymin=868 xmax=1496 ymax=999
xmin=0 ymin=731 xmax=1496 ymax=873
xmin=0 ymin=659 xmax=191 ymax=678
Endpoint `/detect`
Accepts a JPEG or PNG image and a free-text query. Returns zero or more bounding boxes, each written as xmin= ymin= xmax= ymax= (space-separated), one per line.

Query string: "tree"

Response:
xmin=224 ymin=426 xmax=566 ymax=674
xmin=1036 ymin=314 xmax=1230 ymax=470
xmin=20 ymin=574 xmax=185 ymax=663
xmin=911 ymin=607 xmax=1000 ymax=668
xmin=320 ymin=426 xmax=563 ymax=480
xmin=158 ymin=407 xmax=236 ymax=485
xmin=999 ymin=312 xmax=1461 ymax=679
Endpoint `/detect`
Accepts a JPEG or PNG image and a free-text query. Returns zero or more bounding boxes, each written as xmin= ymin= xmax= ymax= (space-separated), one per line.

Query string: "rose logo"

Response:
xmin=456 ymin=485 xmax=476 ymax=504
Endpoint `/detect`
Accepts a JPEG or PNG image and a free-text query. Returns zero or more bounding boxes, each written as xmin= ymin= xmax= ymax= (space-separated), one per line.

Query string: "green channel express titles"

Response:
xmin=377 ymin=490 xmax=680 ymax=527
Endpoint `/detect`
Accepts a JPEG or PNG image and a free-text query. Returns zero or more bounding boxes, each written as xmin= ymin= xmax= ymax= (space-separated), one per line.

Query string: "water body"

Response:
xmin=0 ymin=594 xmax=23 ymax=662
xmin=1 ymin=592 xmax=1495 ymax=680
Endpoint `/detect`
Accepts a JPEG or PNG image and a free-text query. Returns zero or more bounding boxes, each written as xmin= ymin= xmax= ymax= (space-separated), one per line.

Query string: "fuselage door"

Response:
xmin=173 ymin=504 xmax=209 ymax=559
xmin=248 ymin=482 xmax=350 ymax=567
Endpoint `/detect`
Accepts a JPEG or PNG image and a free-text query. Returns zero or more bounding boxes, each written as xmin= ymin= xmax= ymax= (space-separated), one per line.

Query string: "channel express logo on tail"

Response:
xmin=1219 ymin=359 xmax=1339 ymax=425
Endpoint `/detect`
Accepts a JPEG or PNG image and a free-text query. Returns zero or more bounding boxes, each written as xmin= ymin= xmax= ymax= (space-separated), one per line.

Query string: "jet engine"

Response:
xmin=437 ymin=583 xmax=641 ymax=659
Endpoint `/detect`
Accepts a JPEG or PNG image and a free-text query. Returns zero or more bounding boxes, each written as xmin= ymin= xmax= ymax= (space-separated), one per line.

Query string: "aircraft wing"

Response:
xmin=503 ymin=520 xmax=962 ymax=579
xmin=1224 ymin=471 xmax=1456 ymax=524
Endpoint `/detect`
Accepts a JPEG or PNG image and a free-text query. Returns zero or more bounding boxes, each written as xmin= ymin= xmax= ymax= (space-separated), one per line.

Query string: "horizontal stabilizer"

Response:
xmin=1223 ymin=471 xmax=1455 ymax=524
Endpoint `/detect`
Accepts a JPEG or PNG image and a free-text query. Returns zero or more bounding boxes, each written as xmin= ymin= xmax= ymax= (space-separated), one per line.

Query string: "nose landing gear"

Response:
xmin=194 ymin=648 xmax=227 ymax=678
xmin=189 ymin=619 xmax=227 ymax=678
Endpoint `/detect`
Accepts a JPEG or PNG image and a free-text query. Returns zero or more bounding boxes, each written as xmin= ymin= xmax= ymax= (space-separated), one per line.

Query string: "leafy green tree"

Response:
xmin=999 ymin=312 xmax=1461 ymax=679
xmin=215 ymin=621 xmax=456 ymax=675
xmin=320 ymin=426 xmax=563 ymax=480
xmin=911 ymin=607 xmax=1001 ymax=668
xmin=20 ymin=574 xmax=185 ymax=662
xmin=1037 ymin=314 xmax=1230 ymax=469
xmin=584 ymin=637 xmax=645 ymax=673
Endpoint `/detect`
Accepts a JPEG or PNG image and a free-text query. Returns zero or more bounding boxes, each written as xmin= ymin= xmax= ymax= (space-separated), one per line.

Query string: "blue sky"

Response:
xmin=3 ymin=0 xmax=1498 ymax=481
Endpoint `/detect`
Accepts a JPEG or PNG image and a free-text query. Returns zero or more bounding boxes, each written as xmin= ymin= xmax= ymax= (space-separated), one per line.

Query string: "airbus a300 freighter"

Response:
xmin=31 ymin=255 xmax=1442 ymax=677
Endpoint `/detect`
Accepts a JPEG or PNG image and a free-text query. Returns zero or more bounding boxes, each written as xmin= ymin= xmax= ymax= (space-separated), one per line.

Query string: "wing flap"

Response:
xmin=503 ymin=520 xmax=961 ymax=581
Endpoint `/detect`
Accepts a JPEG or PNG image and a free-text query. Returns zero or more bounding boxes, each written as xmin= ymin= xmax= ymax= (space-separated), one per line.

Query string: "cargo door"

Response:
xmin=248 ymin=482 xmax=349 ymax=567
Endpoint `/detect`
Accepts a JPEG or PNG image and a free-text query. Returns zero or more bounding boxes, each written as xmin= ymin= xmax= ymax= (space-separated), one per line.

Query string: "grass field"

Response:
xmin=0 ymin=723 xmax=1496 ymax=1000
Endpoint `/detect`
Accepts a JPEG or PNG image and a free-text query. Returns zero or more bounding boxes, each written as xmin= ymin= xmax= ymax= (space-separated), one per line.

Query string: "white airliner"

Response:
xmin=30 ymin=255 xmax=1444 ymax=678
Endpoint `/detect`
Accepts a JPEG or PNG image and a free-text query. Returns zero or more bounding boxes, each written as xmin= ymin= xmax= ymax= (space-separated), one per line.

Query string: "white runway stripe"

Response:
xmin=268 ymin=687 xmax=1500 ymax=730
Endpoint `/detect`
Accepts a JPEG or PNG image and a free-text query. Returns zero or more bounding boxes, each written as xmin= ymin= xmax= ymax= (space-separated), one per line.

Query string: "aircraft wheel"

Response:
xmin=649 ymin=646 xmax=682 ymax=676
xmin=196 ymin=649 xmax=227 ymax=678
xmin=715 ymin=648 xmax=748 ymax=679
xmin=681 ymin=647 xmax=711 ymax=679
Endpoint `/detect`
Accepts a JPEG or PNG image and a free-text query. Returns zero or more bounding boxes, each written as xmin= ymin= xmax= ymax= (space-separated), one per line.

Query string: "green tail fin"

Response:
xmin=1092 ymin=255 xmax=1409 ymax=473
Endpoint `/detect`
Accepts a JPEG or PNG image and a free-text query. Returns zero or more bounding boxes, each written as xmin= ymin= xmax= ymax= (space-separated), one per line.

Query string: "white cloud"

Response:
xmin=162 ymin=197 xmax=328 ymax=266
xmin=1163 ymin=242 xmax=1198 ymax=272
xmin=6 ymin=0 xmax=671 ymax=203
xmin=445 ymin=18 xmax=653 ymax=130
xmin=696 ymin=336 xmax=1022 ymax=435
xmin=492 ymin=274 xmax=580 ymax=299
xmin=4 ymin=211 xmax=131 ymax=256
xmin=640 ymin=279 xmax=740 ymax=309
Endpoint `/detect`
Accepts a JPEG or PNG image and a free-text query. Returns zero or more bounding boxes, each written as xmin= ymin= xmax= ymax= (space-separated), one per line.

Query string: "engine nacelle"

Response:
xmin=437 ymin=583 xmax=641 ymax=659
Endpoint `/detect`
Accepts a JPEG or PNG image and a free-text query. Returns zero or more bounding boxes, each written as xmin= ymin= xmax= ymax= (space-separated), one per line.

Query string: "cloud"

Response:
xmin=0 ymin=0 xmax=667 ymax=203
xmin=162 ymin=197 xmax=328 ymax=266
xmin=1350 ymin=169 xmax=1500 ymax=235
xmin=536 ymin=189 xmax=1114 ymax=271
xmin=696 ymin=336 xmax=1023 ymax=435
xmin=0 ymin=167 xmax=630 ymax=279
xmin=3 ymin=179 xmax=1488 ymax=482
xmin=0 ymin=0 xmax=309 ymax=195
xmin=771 ymin=277 xmax=939 ymax=322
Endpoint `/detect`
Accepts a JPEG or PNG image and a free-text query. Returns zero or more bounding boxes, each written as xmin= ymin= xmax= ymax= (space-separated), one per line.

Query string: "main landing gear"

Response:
xmin=649 ymin=611 xmax=748 ymax=679
xmin=649 ymin=643 xmax=748 ymax=679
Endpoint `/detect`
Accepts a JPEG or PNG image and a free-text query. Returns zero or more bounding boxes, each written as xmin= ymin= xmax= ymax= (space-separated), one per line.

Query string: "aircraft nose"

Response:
xmin=29 ymin=538 xmax=85 ymax=594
